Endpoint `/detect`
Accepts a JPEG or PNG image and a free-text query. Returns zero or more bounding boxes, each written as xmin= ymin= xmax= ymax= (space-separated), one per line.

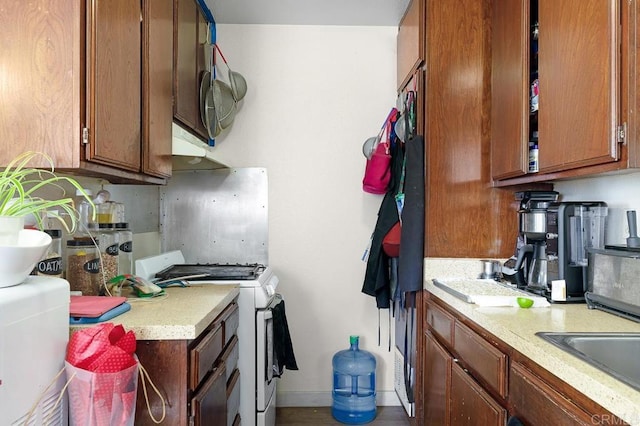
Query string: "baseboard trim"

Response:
xmin=276 ymin=390 xmax=401 ymax=407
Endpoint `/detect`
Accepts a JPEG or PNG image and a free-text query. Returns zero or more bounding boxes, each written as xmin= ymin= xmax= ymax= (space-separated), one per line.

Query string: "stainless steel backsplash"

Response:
xmin=159 ymin=168 xmax=268 ymax=265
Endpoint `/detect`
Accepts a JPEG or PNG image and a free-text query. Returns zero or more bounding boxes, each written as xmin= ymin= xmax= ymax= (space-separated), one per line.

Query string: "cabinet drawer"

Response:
xmin=190 ymin=323 xmax=224 ymax=389
xmin=221 ymin=335 xmax=239 ymax=383
xmin=453 ymin=321 xmax=507 ymax=399
xmin=221 ymin=303 xmax=239 ymax=345
xmin=226 ymin=369 xmax=240 ymax=426
xmin=426 ymin=300 xmax=454 ymax=346
xmin=509 ymin=362 xmax=593 ymax=425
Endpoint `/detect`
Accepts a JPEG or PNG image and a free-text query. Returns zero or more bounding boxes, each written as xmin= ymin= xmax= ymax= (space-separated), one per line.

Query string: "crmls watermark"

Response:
xmin=591 ymin=413 xmax=635 ymax=425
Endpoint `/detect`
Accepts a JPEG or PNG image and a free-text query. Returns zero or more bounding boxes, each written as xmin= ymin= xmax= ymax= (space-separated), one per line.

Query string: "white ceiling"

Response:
xmin=204 ymin=0 xmax=410 ymax=26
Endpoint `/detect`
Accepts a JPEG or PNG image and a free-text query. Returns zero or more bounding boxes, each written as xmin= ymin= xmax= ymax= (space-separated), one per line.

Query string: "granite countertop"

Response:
xmin=424 ymin=258 xmax=640 ymax=426
xmin=69 ymin=284 xmax=239 ymax=340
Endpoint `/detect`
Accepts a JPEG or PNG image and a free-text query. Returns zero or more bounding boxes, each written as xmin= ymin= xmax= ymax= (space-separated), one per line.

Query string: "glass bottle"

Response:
xmin=74 ymin=188 xmax=95 ymax=237
xmin=115 ymin=222 xmax=133 ymax=275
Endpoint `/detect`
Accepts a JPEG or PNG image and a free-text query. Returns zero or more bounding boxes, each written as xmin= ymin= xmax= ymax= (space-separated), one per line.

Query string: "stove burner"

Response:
xmin=155 ymin=263 xmax=266 ymax=281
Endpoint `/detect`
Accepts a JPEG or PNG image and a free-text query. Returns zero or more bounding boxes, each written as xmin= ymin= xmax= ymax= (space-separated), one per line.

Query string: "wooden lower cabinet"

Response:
xmin=134 ymin=299 xmax=239 ymax=425
xmin=422 ymin=326 xmax=506 ymax=426
xmin=421 ymin=294 xmax=626 ymax=426
xmin=191 ymin=363 xmax=227 ymax=425
xmin=509 ymin=362 xmax=594 ymax=426
xmin=423 ymin=332 xmax=449 ymax=425
xmin=450 ymin=362 xmax=507 ymax=426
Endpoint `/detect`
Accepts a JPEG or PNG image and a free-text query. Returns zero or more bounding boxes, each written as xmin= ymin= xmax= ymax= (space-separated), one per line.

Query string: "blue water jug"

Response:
xmin=332 ymin=335 xmax=377 ymax=424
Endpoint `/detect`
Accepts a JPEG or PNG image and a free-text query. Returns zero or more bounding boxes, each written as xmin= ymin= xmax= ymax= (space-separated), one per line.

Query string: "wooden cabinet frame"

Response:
xmin=418 ymin=293 xmax=625 ymax=426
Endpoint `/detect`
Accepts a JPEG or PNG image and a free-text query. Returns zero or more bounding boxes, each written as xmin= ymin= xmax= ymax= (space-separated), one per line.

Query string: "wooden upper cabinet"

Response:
xmin=491 ymin=0 xmax=529 ymax=180
xmin=491 ymin=0 xmax=622 ymax=183
xmin=143 ymin=0 xmax=174 ymax=178
xmin=174 ymin=0 xmax=199 ymax=130
xmin=174 ymin=0 xmax=209 ymax=140
xmin=0 ymin=0 xmax=172 ymax=184
xmin=397 ymin=0 xmax=424 ymax=91
xmin=537 ymin=0 xmax=620 ymax=173
xmin=0 ymin=1 xmax=82 ymax=169
xmin=424 ymin=0 xmax=517 ymax=258
xmin=88 ymin=0 xmax=142 ymax=172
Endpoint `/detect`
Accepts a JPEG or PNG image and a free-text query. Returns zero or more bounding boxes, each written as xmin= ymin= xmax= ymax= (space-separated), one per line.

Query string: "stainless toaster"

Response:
xmin=586 ymin=247 xmax=640 ymax=321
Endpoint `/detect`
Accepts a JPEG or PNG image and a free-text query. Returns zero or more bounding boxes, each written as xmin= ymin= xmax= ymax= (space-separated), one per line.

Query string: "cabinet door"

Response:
xmin=450 ymin=361 xmax=507 ymax=426
xmin=143 ymin=0 xmax=173 ymax=178
xmin=491 ymin=0 xmax=529 ymax=179
xmin=510 ymin=362 xmax=594 ymax=425
xmin=538 ymin=0 xmax=620 ymax=173
xmin=397 ymin=0 xmax=424 ymax=91
xmin=423 ymin=331 xmax=450 ymax=426
xmin=0 ymin=1 xmax=82 ymax=168
xmin=174 ymin=0 xmax=209 ymax=140
xmin=174 ymin=0 xmax=198 ymax=129
xmin=87 ymin=0 xmax=142 ymax=171
xmin=191 ymin=363 xmax=227 ymax=426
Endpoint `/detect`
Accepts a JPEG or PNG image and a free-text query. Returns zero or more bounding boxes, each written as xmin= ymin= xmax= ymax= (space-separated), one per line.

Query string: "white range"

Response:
xmin=136 ymin=250 xmax=280 ymax=426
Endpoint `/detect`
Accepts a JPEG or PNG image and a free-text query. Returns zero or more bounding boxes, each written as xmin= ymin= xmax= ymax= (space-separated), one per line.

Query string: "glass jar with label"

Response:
xmin=66 ymin=239 xmax=101 ymax=295
xmin=97 ymin=223 xmax=119 ymax=282
xmin=35 ymin=229 xmax=63 ymax=278
xmin=115 ymin=222 xmax=133 ymax=275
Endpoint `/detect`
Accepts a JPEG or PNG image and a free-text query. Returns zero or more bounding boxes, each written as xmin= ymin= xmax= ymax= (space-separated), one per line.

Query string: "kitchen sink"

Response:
xmin=536 ymin=332 xmax=640 ymax=392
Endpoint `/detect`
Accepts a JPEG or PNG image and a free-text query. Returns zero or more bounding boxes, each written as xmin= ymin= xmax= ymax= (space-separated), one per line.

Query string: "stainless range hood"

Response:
xmin=171 ymin=123 xmax=229 ymax=170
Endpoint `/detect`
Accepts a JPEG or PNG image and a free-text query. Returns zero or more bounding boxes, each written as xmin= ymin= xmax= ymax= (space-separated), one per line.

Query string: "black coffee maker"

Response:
xmin=503 ymin=191 xmax=608 ymax=301
xmin=546 ymin=201 xmax=608 ymax=301
xmin=503 ymin=190 xmax=559 ymax=292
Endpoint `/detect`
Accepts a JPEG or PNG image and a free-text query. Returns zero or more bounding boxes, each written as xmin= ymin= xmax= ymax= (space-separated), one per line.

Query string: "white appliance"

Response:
xmin=136 ymin=251 xmax=280 ymax=426
xmin=0 ymin=277 xmax=70 ymax=425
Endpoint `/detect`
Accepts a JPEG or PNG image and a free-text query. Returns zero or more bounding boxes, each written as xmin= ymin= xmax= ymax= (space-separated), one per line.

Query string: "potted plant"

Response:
xmin=0 ymin=151 xmax=94 ymax=245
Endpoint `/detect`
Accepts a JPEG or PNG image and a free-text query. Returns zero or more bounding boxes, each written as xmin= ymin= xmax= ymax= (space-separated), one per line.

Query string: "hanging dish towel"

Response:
xmin=272 ymin=294 xmax=298 ymax=377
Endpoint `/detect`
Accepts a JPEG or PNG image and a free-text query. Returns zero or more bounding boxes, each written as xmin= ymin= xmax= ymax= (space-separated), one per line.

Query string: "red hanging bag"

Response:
xmin=362 ymin=109 xmax=398 ymax=194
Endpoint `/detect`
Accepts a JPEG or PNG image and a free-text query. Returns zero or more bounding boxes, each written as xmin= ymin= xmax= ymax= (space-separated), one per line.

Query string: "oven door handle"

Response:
xmin=257 ymin=307 xmax=274 ymax=384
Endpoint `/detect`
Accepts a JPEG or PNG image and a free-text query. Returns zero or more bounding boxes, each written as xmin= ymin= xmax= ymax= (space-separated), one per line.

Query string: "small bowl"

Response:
xmin=0 ymin=229 xmax=52 ymax=288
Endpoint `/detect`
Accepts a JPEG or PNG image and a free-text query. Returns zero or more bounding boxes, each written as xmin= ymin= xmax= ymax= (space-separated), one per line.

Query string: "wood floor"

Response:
xmin=275 ymin=406 xmax=411 ymax=425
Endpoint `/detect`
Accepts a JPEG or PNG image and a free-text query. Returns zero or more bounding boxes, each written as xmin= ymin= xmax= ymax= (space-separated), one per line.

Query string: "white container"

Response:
xmin=0 ymin=277 xmax=70 ymax=425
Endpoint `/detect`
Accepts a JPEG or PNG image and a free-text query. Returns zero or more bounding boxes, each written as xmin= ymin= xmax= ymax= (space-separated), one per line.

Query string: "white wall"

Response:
xmin=555 ymin=171 xmax=640 ymax=245
xmin=212 ymin=24 xmax=400 ymax=405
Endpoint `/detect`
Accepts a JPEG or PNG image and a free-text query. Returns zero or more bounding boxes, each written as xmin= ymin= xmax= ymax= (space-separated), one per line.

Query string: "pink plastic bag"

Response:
xmin=65 ymin=323 xmax=139 ymax=426
xmin=65 ymin=358 xmax=138 ymax=426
